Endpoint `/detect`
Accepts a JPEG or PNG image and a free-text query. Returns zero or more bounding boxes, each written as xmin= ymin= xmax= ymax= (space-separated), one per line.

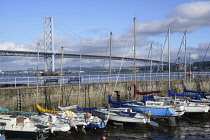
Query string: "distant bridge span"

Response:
xmin=0 ymin=50 xmax=170 ymax=64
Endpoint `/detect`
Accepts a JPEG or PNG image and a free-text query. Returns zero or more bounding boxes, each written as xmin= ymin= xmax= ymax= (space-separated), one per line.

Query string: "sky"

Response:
xmin=0 ymin=0 xmax=210 ymax=71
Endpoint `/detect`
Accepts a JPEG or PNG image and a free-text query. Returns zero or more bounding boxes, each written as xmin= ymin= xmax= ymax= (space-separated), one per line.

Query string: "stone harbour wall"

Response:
xmin=0 ymin=77 xmax=210 ymax=112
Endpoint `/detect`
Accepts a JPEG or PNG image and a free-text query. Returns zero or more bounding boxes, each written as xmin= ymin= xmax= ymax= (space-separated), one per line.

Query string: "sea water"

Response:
xmin=45 ymin=114 xmax=210 ymax=140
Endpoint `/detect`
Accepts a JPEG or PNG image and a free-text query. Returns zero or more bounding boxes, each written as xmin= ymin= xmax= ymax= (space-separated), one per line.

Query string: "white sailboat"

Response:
xmin=30 ymin=114 xmax=71 ymax=132
xmin=92 ymin=107 xmax=150 ymax=125
xmin=0 ymin=113 xmax=51 ymax=139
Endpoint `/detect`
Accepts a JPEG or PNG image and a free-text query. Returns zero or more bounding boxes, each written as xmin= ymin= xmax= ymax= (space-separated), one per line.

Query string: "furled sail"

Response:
xmin=134 ymin=85 xmax=161 ymax=96
xmin=77 ymin=106 xmax=98 ymax=111
xmin=108 ymin=95 xmax=137 ymax=105
xmin=184 ymin=86 xmax=206 ymax=94
xmin=169 ymin=90 xmax=200 ymax=100
xmin=58 ymin=105 xmax=78 ymax=111
xmin=36 ymin=104 xmax=58 ymax=114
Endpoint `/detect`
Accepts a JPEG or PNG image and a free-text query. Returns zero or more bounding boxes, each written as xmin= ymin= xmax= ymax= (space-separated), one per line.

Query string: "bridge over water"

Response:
xmin=0 ymin=50 xmax=169 ymax=64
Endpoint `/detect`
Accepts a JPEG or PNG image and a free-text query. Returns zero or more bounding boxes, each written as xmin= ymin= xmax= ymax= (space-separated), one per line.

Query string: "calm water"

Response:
xmin=1 ymin=71 xmax=210 ymax=86
xmin=45 ymin=114 xmax=210 ymax=140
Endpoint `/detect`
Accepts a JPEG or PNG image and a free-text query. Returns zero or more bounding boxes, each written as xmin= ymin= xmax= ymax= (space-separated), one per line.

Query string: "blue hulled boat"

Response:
xmin=108 ymin=95 xmax=175 ymax=118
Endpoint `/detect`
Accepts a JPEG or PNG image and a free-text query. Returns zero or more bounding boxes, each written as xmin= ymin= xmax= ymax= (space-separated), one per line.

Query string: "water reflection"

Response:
xmin=45 ymin=114 xmax=210 ymax=140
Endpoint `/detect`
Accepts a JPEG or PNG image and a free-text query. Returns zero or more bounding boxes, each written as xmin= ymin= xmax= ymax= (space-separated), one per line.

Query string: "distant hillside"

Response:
xmin=192 ymin=61 xmax=210 ymax=70
xmin=62 ymin=66 xmax=105 ymax=71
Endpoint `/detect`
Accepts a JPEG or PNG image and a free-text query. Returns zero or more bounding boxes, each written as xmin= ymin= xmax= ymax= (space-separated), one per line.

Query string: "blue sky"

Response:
xmin=0 ymin=0 xmax=210 ymax=71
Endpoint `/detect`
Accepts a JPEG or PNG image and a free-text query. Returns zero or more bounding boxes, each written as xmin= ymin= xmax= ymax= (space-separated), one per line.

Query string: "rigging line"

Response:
xmin=97 ymin=40 xmax=109 ymax=96
xmin=0 ymin=18 xmax=41 ymax=34
xmin=113 ymin=25 xmax=133 ymax=92
xmin=174 ymin=31 xmax=186 ymax=64
xmin=160 ymin=32 xmax=168 ymax=65
xmin=190 ymin=43 xmax=210 ymax=90
xmin=142 ymin=44 xmax=152 ymax=82
xmin=196 ymin=43 xmax=210 ymax=78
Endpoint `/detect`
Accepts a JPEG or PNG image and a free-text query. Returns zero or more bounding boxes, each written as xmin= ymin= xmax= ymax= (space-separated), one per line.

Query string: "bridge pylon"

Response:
xmin=43 ymin=16 xmax=55 ymax=72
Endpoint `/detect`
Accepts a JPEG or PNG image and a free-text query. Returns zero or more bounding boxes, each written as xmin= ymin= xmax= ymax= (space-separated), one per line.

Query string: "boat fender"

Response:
xmin=178 ymin=106 xmax=185 ymax=111
xmin=105 ymin=114 xmax=109 ymax=121
xmin=147 ymin=111 xmax=152 ymax=116
xmin=101 ymin=136 xmax=107 ymax=140
xmin=84 ymin=113 xmax=92 ymax=118
xmin=48 ymin=116 xmax=52 ymax=127
xmin=93 ymin=117 xmax=100 ymax=123
xmin=170 ymin=101 xmax=175 ymax=106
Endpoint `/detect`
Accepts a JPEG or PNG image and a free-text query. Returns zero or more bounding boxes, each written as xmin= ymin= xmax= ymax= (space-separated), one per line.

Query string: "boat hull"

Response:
xmin=93 ymin=108 xmax=150 ymax=124
xmin=85 ymin=120 xmax=108 ymax=129
xmin=117 ymin=104 xmax=175 ymax=118
xmin=4 ymin=128 xmax=51 ymax=139
xmin=109 ymin=114 xmax=147 ymax=123
xmin=30 ymin=114 xmax=71 ymax=132
xmin=184 ymin=106 xmax=209 ymax=113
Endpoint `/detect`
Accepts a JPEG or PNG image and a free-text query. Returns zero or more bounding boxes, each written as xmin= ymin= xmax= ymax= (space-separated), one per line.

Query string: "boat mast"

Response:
xmin=161 ymin=44 xmax=164 ymax=71
xmin=184 ymin=30 xmax=187 ymax=85
xmin=133 ymin=17 xmax=137 ymax=86
xmin=59 ymin=47 xmax=64 ymax=106
xmin=36 ymin=43 xmax=40 ymax=104
xmin=189 ymin=52 xmax=191 ymax=85
xmin=78 ymin=50 xmax=82 ymax=105
xmin=109 ymin=32 xmax=112 ymax=95
xmin=168 ymin=26 xmax=171 ymax=90
xmin=150 ymin=42 xmax=153 ymax=91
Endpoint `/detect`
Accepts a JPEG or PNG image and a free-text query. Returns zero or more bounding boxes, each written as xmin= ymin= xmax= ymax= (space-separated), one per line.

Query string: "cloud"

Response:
xmin=190 ymin=53 xmax=199 ymax=60
xmin=170 ymin=1 xmax=210 ymax=20
xmin=0 ymin=42 xmax=30 ymax=51
xmin=1 ymin=1 xmax=210 ymax=71
xmin=136 ymin=1 xmax=210 ymax=35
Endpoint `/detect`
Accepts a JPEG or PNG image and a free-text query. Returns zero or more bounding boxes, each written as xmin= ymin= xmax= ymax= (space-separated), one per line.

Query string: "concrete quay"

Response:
xmin=0 ymin=77 xmax=210 ymax=112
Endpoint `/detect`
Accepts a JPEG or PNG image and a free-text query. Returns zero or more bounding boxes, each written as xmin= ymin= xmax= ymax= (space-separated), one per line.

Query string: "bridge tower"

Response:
xmin=43 ymin=16 xmax=55 ymax=72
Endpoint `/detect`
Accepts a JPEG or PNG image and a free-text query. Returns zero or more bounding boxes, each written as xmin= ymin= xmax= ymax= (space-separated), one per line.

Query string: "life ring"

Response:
xmin=128 ymin=86 xmax=131 ymax=91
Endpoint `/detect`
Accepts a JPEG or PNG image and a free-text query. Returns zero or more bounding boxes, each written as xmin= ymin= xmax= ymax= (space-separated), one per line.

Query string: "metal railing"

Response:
xmin=0 ymin=71 xmax=209 ymax=87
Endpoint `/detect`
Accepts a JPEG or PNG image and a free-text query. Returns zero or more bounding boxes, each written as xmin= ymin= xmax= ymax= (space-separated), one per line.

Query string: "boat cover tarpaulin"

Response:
xmin=0 ymin=107 xmax=9 ymax=113
xmin=108 ymin=95 xmax=137 ymax=105
xmin=77 ymin=106 xmax=98 ymax=111
xmin=134 ymin=85 xmax=161 ymax=97
xmin=184 ymin=86 xmax=206 ymax=94
xmin=8 ymin=111 xmax=35 ymax=115
xmin=0 ymin=107 xmax=35 ymax=115
xmin=169 ymin=90 xmax=201 ymax=100
xmin=58 ymin=105 xmax=78 ymax=111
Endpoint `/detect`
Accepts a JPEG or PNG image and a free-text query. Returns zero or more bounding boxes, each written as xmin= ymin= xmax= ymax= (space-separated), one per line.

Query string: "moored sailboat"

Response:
xmin=92 ymin=107 xmax=151 ymax=125
xmin=108 ymin=95 xmax=175 ymax=118
xmin=0 ymin=107 xmax=51 ymax=139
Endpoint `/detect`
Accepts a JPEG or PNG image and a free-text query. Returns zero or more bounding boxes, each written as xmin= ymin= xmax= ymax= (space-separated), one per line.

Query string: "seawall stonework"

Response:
xmin=0 ymin=77 xmax=209 ymax=112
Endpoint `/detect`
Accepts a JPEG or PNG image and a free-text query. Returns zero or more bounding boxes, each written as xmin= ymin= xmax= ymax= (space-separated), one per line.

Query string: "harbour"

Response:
xmin=0 ymin=72 xmax=210 ymax=111
xmin=6 ymin=113 xmax=210 ymax=140
xmin=43 ymin=113 xmax=210 ymax=140
xmin=1 ymin=72 xmax=210 ymax=139
xmin=1 ymin=0 xmax=210 ymax=139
